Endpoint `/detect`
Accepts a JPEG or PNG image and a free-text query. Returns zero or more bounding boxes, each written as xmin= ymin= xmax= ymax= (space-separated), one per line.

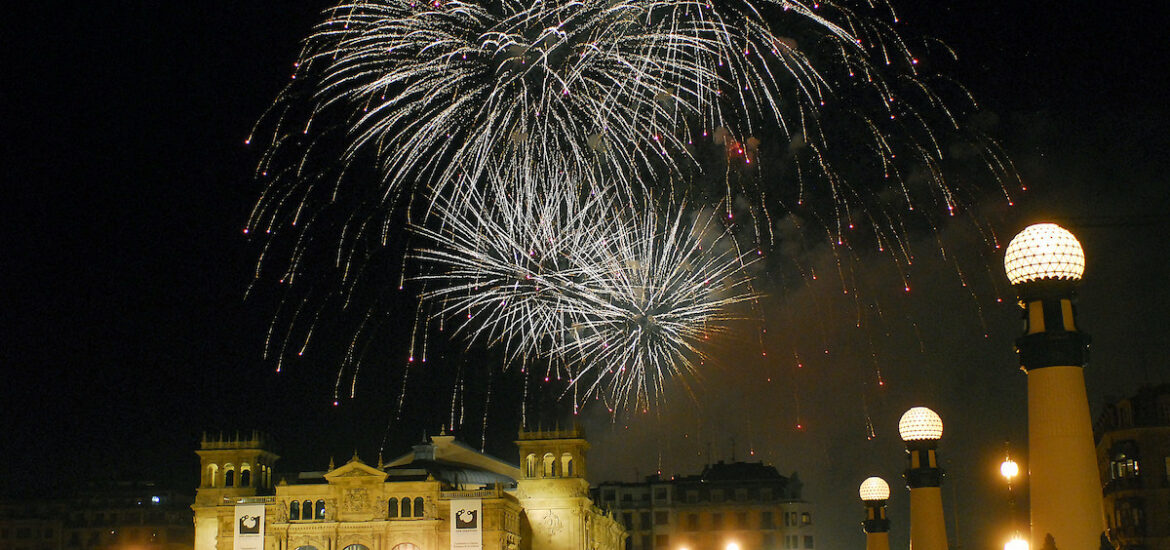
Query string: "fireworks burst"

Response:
xmin=244 ymin=0 xmax=1021 ymax=417
xmin=412 ymin=183 xmax=759 ymax=410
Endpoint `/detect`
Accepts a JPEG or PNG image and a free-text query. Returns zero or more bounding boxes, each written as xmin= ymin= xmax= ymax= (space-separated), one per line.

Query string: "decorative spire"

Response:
xmin=328 ymin=456 xmax=335 ymax=471
xmin=377 ymin=453 xmax=384 ymax=469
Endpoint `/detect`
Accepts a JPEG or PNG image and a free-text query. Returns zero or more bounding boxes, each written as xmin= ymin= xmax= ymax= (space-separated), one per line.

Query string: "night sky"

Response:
xmin=4 ymin=2 xmax=1168 ymax=550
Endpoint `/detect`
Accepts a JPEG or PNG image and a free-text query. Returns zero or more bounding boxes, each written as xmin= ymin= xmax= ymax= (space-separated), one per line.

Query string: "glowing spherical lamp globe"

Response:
xmin=1004 ymin=536 xmax=1029 ymax=550
xmin=899 ymin=407 xmax=944 ymax=441
xmin=1000 ymin=459 xmax=1019 ymax=481
xmin=859 ymin=477 xmax=891 ymax=501
xmin=1003 ymin=223 xmax=1085 ymax=285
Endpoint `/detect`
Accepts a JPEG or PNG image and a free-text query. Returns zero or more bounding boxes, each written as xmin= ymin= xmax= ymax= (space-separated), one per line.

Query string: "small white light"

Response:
xmin=1003 ymin=223 xmax=1084 ymax=285
xmin=859 ymin=477 xmax=890 ymax=501
xmin=1000 ymin=459 xmax=1019 ymax=481
xmin=899 ymin=407 xmax=943 ymax=441
xmin=1005 ymin=536 xmax=1029 ymax=550
xmin=151 ymin=496 xmax=161 ymax=504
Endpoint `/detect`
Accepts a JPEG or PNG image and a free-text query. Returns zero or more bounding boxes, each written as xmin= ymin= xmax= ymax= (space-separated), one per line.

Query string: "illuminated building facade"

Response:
xmin=1094 ymin=384 xmax=1170 ymax=550
xmin=593 ymin=461 xmax=813 ymax=550
xmin=0 ymin=482 xmax=193 ymax=550
xmin=192 ymin=428 xmax=623 ymax=550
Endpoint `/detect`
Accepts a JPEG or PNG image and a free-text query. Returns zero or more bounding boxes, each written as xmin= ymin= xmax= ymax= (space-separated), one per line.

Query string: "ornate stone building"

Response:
xmin=192 ymin=428 xmax=624 ymax=550
xmin=593 ymin=461 xmax=812 ymax=550
xmin=1095 ymin=384 xmax=1170 ymax=550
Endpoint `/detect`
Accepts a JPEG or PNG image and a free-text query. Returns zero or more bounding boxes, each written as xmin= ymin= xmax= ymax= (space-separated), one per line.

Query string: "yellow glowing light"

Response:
xmin=1005 ymin=536 xmax=1029 ymax=550
xmin=726 ymin=543 xmax=740 ymax=550
xmin=1000 ymin=459 xmax=1019 ymax=481
xmin=1003 ymin=223 xmax=1085 ymax=285
xmin=859 ymin=477 xmax=891 ymax=501
xmin=898 ymin=407 xmax=943 ymax=441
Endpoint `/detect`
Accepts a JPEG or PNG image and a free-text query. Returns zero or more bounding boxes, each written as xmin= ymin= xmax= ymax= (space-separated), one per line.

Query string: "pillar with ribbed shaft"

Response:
xmin=860 ymin=477 xmax=892 ymax=550
xmin=899 ymin=407 xmax=948 ymax=550
xmin=1004 ymin=223 xmax=1105 ymax=550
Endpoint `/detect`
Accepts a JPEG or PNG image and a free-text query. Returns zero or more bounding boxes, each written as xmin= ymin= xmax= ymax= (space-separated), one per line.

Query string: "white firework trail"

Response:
xmin=411 ymin=182 xmax=759 ymax=411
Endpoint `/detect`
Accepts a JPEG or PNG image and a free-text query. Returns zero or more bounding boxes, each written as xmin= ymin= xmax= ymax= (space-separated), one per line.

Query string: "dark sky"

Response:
xmin=4 ymin=2 xmax=1168 ymax=550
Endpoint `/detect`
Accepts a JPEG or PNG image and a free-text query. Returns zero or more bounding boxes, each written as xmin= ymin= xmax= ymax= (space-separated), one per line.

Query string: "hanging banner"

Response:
xmin=450 ymin=499 xmax=482 ymax=550
xmin=234 ymin=503 xmax=266 ymax=550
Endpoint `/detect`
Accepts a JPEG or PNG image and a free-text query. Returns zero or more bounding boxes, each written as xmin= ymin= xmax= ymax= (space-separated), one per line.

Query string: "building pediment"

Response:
xmin=324 ymin=458 xmax=388 ymax=484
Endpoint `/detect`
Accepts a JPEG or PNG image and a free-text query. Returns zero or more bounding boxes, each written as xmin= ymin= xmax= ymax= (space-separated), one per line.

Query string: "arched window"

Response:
xmin=314 ymin=500 xmax=325 ymax=520
xmin=387 ymin=498 xmax=398 ymax=518
xmin=342 ymin=545 xmax=368 ymax=550
xmin=390 ymin=544 xmax=418 ymax=550
xmin=525 ymin=454 xmax=536 ymax=478
xmin=543 ymin=453 xmax=556 ymax=477
xmin=561 ymin=453 xmax=574 ymax=477
xmin=400 ymin=497 xmax=411 ymax=517
xmin=240 ymin=469 xmax=252 ymax=487
xmin=302 ymin=501 xmax=312 ymax=519
xmin=413 ymin=497 xmax=424 ymax=518
xmin=289 ymin=501 xmax=300 ymax=521
xmin=207 ymin=465 xmax=219 ymax=487
xmin=224 ymin=469 xmax=235 ymax=487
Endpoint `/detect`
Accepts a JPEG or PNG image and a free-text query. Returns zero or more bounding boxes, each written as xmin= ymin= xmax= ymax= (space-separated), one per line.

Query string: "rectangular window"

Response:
xmin=641 ymin=535 xmax=651 ymax=550
xmin=654 ymin=488 xmax=668 ymax=502
xmin=655 ymin=535 xmax=669 ymax=548
xmin=802 ymin=512 xmax=811 ymax=525
xmin=735 ymin=488 xmax=748 ymax=501
xmin=686 ymin=491 xmax=699 ymax=504
xmin=736 ymin=512 xmax=748 ymax=528
xmin=604 ymin=490 xmax=616 ymax=502
xmin=763 ymin=533 xmax=776 ymax=550
xmin=640 ymin=512 xmax=651 ymax=529
xmin=712 ymin=490 xmax=725 ymax=503
xmin=622 ymin=493 xmax=633 ymax=503
xmin=654 ymin=511 xmax=669 ymax=525
xmin=712 ymin=513 xmax=723 ymax=529
xmin=687 ymin=514 xmax=699 ymax=531
xmin=804 ymin=536 xmax=814 ymax=549
xmin=761 ymin=511 xmax=774 ymax=529
xmin=623 ymin=513 xmax=633 ymax=529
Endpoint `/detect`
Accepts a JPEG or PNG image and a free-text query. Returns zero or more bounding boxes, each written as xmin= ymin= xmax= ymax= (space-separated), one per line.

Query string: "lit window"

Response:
xmin=801 ymin=512 xmax=811 ymax=526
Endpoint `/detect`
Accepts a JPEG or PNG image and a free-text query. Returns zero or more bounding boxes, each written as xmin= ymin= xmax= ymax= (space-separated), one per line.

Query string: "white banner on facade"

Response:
xmin=450 ymin=499 xmax=482 ymax=550
xmin=234 ymin=503 xmax=265 ymax=550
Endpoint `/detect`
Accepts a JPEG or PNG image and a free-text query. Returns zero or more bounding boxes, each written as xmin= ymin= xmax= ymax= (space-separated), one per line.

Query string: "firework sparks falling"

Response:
xmin=243 ymin=0 xmax=1022 ymax=417
xmin=411 ymin=184 xmax=760 ymax=411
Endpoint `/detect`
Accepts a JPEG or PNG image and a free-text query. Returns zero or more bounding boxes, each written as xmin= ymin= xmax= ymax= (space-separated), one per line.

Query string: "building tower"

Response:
xmin=1003 ymin=223 xmax=1105 ymax=550
xmin=860 ymin=477 xmax=892 ymax=550
xmin=516 ymin=426 xmax=623 ymax=550
xmin=899 ymin=407 xmax=947 ymax=550
xmin=192 ymin=431 xmax=279 ymax=550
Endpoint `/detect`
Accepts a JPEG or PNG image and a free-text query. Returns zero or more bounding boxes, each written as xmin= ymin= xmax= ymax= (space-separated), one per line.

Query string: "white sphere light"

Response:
xmin=859 ymin=477 xmax=891 ymax=501
xmin=899 ymin=407 xmax=944 ymax=441
xmin=1005 ymin=536 xmax=1029 ymax=550
xmin=1003 ymin=223 xmax=1085 ymax=285
xmin=1000 ymin=459 xmax=1019 ymax=480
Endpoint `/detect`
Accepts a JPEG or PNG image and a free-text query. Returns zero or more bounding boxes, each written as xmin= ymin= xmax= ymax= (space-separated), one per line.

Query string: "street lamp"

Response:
xmin=1000 ymin=458 xmax=1019 ymax=484
xmin=860 ymin=477 xmax=892 ymax=550
xmin=900 ymin=407 xmax=948 ymax=550
xmin=1004 ymin=223 xmax=1104 ymax=550
xmin=1005 ymin=535 xmax=1030 ymax=550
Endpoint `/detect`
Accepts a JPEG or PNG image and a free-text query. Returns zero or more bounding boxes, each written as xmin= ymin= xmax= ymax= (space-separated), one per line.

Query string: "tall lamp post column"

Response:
xmin=860 ymin=477 xmax=892 ymax=550
xmin=900 ymin=407 xmax=948 ymax=550
xmin=1003 ymin=223 xmax=1104 ymax=550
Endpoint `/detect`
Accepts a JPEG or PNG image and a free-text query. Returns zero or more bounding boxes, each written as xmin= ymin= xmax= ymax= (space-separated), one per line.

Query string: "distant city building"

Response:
xmin=0 ymin=481 xmax=193 ymax=550
xmin=193 ymin=428 xmax=623 ymax=550
xmin=593 ymin=461 xmax=813 ymax=550
xmin=1095 ymin=384 xmax=1170 ymax=550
